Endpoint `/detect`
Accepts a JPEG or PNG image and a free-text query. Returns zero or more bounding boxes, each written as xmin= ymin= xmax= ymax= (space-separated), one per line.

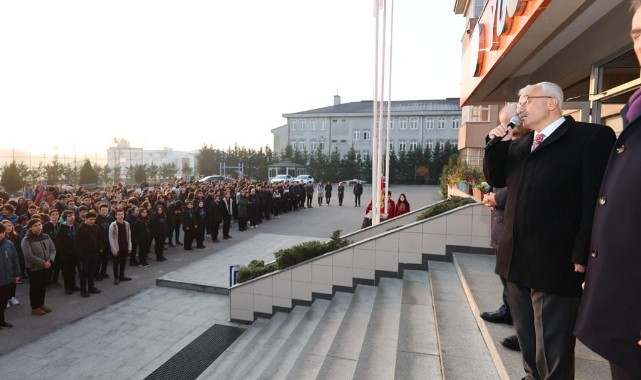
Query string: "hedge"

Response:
xmin=416 ymin=196 xmax=476 ymax=221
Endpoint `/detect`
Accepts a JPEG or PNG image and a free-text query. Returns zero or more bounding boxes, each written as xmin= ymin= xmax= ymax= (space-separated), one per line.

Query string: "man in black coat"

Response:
xmin=484 ymin=81 xmax=615 ymax=380
xmin=574 ymin=3 xmax=641 ymax=378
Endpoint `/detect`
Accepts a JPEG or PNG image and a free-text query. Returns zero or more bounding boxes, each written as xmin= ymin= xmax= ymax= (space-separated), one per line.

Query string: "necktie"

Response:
xmin=532 ymin=133 xmax=545 ymax=150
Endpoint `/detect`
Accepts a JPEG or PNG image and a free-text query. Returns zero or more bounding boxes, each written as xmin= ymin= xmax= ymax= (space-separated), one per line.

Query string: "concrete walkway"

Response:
xmin=0 ymin=185 xmax=442 ymax=378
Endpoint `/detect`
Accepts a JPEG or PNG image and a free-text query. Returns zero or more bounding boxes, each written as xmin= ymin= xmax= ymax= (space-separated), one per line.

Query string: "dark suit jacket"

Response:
xmin=484 ymin=116 xmax=615 ymax=297
xmin=575 ymin=105 xmax=641 ymax=375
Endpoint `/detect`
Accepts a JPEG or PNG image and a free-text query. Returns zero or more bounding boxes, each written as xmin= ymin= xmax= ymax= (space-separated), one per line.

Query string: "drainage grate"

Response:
xmin=144 ymin=324 xmax=244 ymax=380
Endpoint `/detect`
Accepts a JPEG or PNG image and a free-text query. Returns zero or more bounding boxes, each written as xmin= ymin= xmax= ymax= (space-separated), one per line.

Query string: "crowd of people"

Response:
xmin=0 ymin=178 xmax=374 ymax=329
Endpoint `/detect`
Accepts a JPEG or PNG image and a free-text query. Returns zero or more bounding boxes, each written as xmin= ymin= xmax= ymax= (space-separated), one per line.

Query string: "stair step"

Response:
xmin=257 ymin=298 xmax=331 ymax=379
xmin=395 ymin=270 xmax=442 ymax=379
xmin=429 ymin=261 xmax=498 ymax=379
xmin=199 ymin=313 xmax=290 ymax=379
xmin=233 ymin=306 xmax=311 ymax=379
xmin=315 ymin=285 xmax=378 ymax=379
xmin=196 ymin=318 xmax=269 ymax=379
xmin=286 ymin=292 xmax=354 ymax=379
xmin=453 ymin=252 xmax=610 ymax=380
xmin=352 ymin=277 xmax=403 ymax=379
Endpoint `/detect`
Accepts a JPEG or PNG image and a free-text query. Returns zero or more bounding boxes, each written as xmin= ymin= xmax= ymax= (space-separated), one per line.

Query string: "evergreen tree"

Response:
xmin=0 ymin=162 xmax=23 ymax=193
xmin=78 ymin=160 xmax=98 ymax=184
xmin=160 ymin=162 xmax=178 ymax=180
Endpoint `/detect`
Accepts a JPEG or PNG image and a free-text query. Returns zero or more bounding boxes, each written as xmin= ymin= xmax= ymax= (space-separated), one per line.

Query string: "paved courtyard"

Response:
xmin=0 ymin=185 xmax=442 ymax=379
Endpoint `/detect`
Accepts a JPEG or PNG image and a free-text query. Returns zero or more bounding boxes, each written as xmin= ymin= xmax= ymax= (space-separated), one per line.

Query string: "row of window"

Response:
xmin=290 ymin=119 xmax=327 ymax=131
xmin=290 ymin=117 xmax=460 ymax=131
xmin=293 ymin=139 xmax=456 ymax=153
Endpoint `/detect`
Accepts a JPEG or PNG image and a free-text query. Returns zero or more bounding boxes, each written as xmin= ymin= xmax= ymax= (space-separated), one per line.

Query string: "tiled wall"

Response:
xmin=230 ymin=203 xmax=491 ymax=322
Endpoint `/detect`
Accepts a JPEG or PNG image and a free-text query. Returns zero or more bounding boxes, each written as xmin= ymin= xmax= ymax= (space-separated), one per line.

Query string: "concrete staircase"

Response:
xmin=198 ymin=268 xmax=498 ymax=380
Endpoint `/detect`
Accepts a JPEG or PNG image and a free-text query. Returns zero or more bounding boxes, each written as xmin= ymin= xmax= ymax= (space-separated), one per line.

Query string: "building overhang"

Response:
xmin=460 ymin=0 xmax=630 ymax=105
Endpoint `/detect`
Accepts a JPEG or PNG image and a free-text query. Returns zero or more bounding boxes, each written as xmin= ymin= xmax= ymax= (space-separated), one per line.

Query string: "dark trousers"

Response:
xmin=112 ymin=251 xmax=127 ymax=279
xmin=183 ymin=228 xmax=194 ymax=249
xmin=0 ymin=282 xmax=11 ymax=323
xmin=238 ymin=217 xmax=248 ymax=231
xmin=167 ymin=224 xmax=179 ymax=244
xmin=62 ymin=255 xmax=78 ymax=290
xmin=130 ymin=241 xmax=138 ymax=264
xmin=195 ymin=226 xmax=205 ymax=246
xmin=222 ymin=217 xmax=231 ymax=238
xmin=28 ymin=268 xmax=50 ymax=309
xmin=318 ymin=196 xmax=323 ymax=206
xmin=79 ymin=254 xmax=97 ymax=291
xmin=154 ymin=234 xmax=165 ymax=259
xmin=306 ymin=195 xmax=313 ymax=208
xmin=338 ymin=194 xmax=344 ymax=206
xmin=508 ymin=282 xmax=580 ymax=380
xmin=96 ymin=240 xmax=110 ymax=276
xmin=611 ymin=362 xmax=641 ymax=380
xmin=355 ymin=194 xmax=361 ymax=206
xmin=138 ymin=238 xmax=151 ymax=264
xmin=51 ymin=254 xmax=61 ymax=283
xmin=211 ymin=222 xmax=220 ymax=241
xmin=325 ymin=195 xmax=331 ymax=205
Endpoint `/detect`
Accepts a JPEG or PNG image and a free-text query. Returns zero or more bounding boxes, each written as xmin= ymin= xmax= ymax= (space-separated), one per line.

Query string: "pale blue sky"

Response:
xmin=1 ymin=0 xmax=463 ymax=156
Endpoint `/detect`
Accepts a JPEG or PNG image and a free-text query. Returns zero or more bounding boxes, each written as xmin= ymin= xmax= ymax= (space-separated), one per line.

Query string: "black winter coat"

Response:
xmin=483 ymin=116 xmax=615 ymax=296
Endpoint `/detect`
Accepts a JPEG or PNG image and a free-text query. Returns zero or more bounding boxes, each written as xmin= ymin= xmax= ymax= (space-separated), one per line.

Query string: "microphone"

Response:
xmin=485 ymin=116 xmax=521 ymax=150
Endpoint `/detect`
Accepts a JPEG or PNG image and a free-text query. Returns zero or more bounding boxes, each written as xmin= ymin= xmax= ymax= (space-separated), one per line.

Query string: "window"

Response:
xmin=311 ymin=119 xmax=317 ymax=130
xmin=300 ymin=119 xmax=306 ymax=131
xmin=319 ymin=140 xmax=326 ymax=150
xmin=363 ymin=130 xmax=371 ymax=140
xmin=310 ymin=140 xmax=317 ymax=150
xmin=409 ymin=141 xmax=418 ymax=151
xmin=363 ymin=151 xmax=370 ymax=160
xmin=355 ymin=152 xmax=361 ymax=160
xmin=320 ymin=119 xmax=327 ymax=130
xmin=400 ymin=118 xmax=408 ymax=129
xmin=298 ymin=141 xmax=306 ymax=150
xmin=399 ymin=141 xmax=407 ymax=152
xmin=427 ymin=141 xmax=434 ymax=150
xmin=353 ymin=130 xmax=360 ymax=140
xmin=439 ymin=141 xmax=445 ymax=149
xmin=437 ymin=118 xmax=446 ymax=129
xmin=389 ymin=117 xmax=395 ymax=129
xmin=341 ymin=119 xmax=346 ymax=123
xmin=452 ymin=118 xmax=461 ymax=129
xmin=425 ymin=117 xmax=435 ymax=129
xmin=290 ymin=119 xmax=297 ymax=131
xmin=410 ymin=118 xmax=418 ymax=129
xmin=471 ymin=105 xmax=490 ymax=122
xmin=389 ymin=141 xmax=394 ymax=151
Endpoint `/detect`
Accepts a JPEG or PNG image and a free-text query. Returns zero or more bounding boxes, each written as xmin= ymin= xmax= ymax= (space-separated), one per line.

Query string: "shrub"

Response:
xmin=236 ymin=230 xmax=350 ymax=284
xmin=416 ymin=196 xmax=476 ymax=221
xmin=235 ymin=260 xmax=279 ymax=283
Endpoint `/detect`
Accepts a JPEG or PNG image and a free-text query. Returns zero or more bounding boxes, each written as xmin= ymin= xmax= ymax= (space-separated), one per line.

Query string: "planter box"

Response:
xmin=473 ymin=188 xmax=483 ymax=201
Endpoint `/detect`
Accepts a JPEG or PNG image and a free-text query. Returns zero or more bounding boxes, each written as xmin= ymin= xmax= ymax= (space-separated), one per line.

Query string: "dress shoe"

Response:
xmin=114 ymin=278 xmax=120 ymax=285
xmin=176 ymin=241 xmax=183 ymax=246
xmin=196 ymin=245 xmax=206 ymax=249
xmin=40 ymin=305 xmax=52 ymax=313
xmin=129 ymin=260 xmax=140 ymax=266
xmin=80 ymin=291 xmax=90 ymax=298
xmin=101 ymin=273 xmax=110 ymax=279
xmin=31 ymin=308 xmax=46 ymax=316
xmin=89 ymin=287 xmax=101 ymax=294
xmin=480 ymin=310 xmax=513 ymax=325
xmin=120 ymin=277 xmax=131 ymax=281
xmin=0 ymin=321 xmax=13 ymax=329
xmin=64 ymin=288 xmax=74 ymax=295
xmin=168 ymin=244 xmax=175 ymax=248
xmin=213 ymin=239 xmax=220 ymax=243
xmin=157 ymin=257 xmax=167 ymax=262
xmin=94 ymin=275 xmax=103 ymax=281
xmin=501 ymin=335 xmax=521 ymax=351
xmin=72 ymin=285 xmax=81 ymax=291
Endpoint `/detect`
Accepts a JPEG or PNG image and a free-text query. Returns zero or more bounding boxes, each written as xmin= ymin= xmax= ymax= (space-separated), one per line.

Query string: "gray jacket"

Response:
xmin=21 ymin=230 xmax=56 ymax=271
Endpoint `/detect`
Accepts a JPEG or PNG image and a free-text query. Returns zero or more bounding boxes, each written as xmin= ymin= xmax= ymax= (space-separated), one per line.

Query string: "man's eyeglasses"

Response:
xmin=517 ymin=96 xmax=552 ymax=107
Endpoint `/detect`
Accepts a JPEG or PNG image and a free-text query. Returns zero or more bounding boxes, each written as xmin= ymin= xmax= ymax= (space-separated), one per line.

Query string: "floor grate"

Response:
xmin=144 ymin=324 xmax=244 ymax=380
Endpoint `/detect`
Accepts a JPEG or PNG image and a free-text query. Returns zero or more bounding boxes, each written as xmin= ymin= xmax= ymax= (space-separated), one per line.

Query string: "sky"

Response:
xmin=0 ymin=0 xmax=464 ymax=158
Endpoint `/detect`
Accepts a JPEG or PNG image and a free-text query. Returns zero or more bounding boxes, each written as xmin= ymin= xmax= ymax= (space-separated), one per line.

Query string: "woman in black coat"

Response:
xmin=149 ymin=205 xmax=167 ymax=262
xmin=134 ymin=208 xmax=151 ymax=266
xmin=194 ymin=200 xmax=207 ymax=249
xmin=324 ymin=182 xmax=333 ymax=205
xmin=181 ymin=201 xmax=196 ymax=250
